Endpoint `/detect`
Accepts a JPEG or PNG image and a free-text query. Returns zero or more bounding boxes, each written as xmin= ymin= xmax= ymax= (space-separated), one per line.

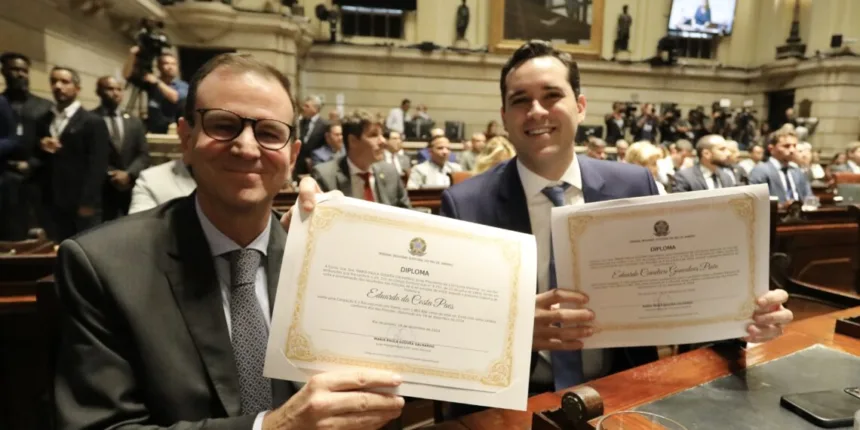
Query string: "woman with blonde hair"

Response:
xmin=625 ymin=140 xmax=667 ymax=194
xmin=473 ymin=136 xmax=516 ymax=174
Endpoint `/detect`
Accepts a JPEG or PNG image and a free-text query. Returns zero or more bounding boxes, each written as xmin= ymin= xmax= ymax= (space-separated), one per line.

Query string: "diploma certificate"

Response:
xmin=264 ymin=195 xmax=537 ymax=410
xmin=550 ymin=185 xmax=770 ymax=348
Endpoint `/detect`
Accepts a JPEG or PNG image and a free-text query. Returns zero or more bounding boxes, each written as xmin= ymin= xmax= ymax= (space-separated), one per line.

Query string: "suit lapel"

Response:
xmin=335 ymin=156 xmax=352 ymax=197
xmin=59 ymin=108 xmax=87 ymax=141
xmin=578 ymin=156 xmax=607 ymax=203
xmin=265 ymin=215 xmax=286 ymax=314
xmin=692 ymin=164 xmax=709 ymax=190
xmin=371 ymin=164 xmax=391 ymax=205
xmin=161 ymin=195 xmax=243 ymax=416
xmin=495 ymin=159 xmax=532 ymax=234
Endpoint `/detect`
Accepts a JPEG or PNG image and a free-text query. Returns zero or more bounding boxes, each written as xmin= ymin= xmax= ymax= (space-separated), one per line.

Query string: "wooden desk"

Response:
xmin=431 ymin=307 xmax=860 ymax=430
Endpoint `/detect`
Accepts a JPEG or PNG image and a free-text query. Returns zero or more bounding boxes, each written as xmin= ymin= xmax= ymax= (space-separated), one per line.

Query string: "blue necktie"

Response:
xmin=541 ymin=184 xmax=585 ymax=391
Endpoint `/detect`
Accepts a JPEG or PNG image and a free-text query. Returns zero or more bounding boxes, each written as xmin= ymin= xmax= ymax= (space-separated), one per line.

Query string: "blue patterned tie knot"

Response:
xmin=541 ymin=183 xmax=570 ymax=207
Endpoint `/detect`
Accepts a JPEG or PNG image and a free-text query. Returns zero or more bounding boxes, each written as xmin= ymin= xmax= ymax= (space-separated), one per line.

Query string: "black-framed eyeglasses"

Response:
xmin=196 ymin=108 xmax=294 ymax=151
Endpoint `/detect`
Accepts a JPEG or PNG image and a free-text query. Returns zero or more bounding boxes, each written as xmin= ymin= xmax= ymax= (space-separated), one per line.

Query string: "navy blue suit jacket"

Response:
xmin=440 ymin=156 xmax=661 ymax=392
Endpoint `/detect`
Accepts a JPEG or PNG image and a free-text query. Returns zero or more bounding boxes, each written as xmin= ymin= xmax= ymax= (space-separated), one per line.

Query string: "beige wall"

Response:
xmin=0 ymin=0 xmax=131 ymax=108
xmin=297 ymin=0 xmax=820 ymax=70
xmin=301 ymin=44 xmax=757 ymax=139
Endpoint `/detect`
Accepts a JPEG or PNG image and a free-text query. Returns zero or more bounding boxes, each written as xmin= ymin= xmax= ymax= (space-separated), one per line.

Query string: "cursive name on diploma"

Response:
xmin=613 ymin=261 xmax=719 ymax=279
xmin=366 ymin=288 xmax=454 ymax=310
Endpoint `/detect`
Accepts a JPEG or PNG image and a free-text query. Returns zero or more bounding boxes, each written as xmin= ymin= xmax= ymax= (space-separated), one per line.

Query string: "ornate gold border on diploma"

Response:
xmin=285 ymin=206 xmax=521 ymax=387
xmin=567 ymin=196 xmax=758 ymax=331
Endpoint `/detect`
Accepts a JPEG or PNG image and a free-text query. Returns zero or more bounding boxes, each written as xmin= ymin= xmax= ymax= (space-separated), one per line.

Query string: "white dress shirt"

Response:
xmin=770 ymin=157 xmax=799 ymax=199
xmin=195 ymin=197 xmax=272 ymax=429
xmin=385 ymin=107 xmax=405 ymax=134
xmin=847 ymin=160 xmax=860 ymax=174
xmin=347 ymin=157 xmax=378 ymax=201
xmin=516 ymin=157 xmax=608 ymax=381
xmin=699 ymin=164 xmax=722 ymax=189
xmin=50 ymin=100 xmax=81 ymax=137
xmin=407 ymin=160 xmax=460 ymax=189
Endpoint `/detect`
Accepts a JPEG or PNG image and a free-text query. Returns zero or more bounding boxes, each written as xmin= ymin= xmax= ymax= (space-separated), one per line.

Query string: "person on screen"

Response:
xmin=695 ymin=0 xmax=712 ymax=26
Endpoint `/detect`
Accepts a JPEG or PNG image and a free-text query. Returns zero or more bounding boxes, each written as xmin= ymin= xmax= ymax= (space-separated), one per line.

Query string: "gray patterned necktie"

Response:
xmin=228 ymin=249 xmax=272 ymax=414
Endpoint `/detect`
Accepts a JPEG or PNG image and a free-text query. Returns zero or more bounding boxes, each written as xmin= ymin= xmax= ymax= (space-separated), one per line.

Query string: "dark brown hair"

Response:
xmin=767 ymin=127 xmax=797 ymax=147
xmin=341 ymin=109 xmax=382 ymax=152
xmin=499 ymin=40 xmax=581 ymax=107
xmin=183 ymin=53 xmax=293 ymax=124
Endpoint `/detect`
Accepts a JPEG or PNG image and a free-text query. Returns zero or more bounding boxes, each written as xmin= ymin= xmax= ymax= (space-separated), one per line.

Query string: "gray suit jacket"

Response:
xmin=749 ymin=159 xmax=812 ymax=203
xmin=311 ymin=155 xmax=412 ymax=208
xmin=673 ymin=163 xmax=736 ymax=192
xmin=54 ymin=195 xmax=295 ymax=429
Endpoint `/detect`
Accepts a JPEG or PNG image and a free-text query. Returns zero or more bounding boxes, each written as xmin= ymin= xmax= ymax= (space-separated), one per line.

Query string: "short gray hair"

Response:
xmin=303 ymin=95 xmax=322 ymax=110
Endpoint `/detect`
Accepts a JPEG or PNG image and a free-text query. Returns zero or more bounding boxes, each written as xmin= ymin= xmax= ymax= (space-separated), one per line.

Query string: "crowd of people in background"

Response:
xmin=2 ymin=43 xmax=856 ymax=244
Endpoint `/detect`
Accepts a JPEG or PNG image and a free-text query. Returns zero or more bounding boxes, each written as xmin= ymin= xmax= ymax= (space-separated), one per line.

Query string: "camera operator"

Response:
xmin=633 ymin=103 xmax=659 ymax=142
xmin=710 ymin=103 xmax=733 ymax=138
xmin=604 ymin=102 xmax=626 ymax=144
xmin=731 ymin=107 xmax=759 ymax=150
xmin=687 ymin=106 xmax=708 ymax=141
xmin=122 ymin=47 xmax=188 ymax=133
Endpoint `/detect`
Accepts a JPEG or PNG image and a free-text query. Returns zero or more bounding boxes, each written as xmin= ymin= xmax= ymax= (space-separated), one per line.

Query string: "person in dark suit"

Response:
xmin=93 ymin=76 xmax=150 ymax=221
xmin=311 ymin=110 xmax=411 ymax=208
xmin=0 ymin=95 xmax=18 ymax=239
xmin=439 ymin=41 xmax=792 ymax=415
xmin=293 ymin=95 xmax=328 ymax=178
xmin=54 ymin=53 xmax=405 ymax=429
xmin=749 ymin=127 xmax=812 ymax=203
xmin=309 ymin=122 xmax=344 ymax=166
xmin=0 ymin=95 xmax=17 ymax=158
xmin=37 ymin=66 xmax=111 ymax=241
xmin=0 ymin=52 xmax=54 ymax=240
xmin=603 ymin=102 xmax=626 ymax=144
xmin=673 ymin=134 xmax=735 ymax=192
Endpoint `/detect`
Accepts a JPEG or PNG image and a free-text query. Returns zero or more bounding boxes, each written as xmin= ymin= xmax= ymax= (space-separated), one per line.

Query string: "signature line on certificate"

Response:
xmin=600 ymin=294 xmax=742 ymax=309
xmin=321 ymin=328 xmax=489 ymax=353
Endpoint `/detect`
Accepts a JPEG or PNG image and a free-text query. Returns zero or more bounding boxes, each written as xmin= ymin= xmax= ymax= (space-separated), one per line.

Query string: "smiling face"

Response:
xmin=178 ymin=66 xmax=298 ymax=213
xmin=501 ymin=56 xmax=585 ymax=174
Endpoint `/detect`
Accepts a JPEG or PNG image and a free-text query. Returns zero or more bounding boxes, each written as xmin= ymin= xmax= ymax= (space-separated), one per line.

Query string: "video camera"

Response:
xmin=128 ymin=19 xmax=171 ymax=89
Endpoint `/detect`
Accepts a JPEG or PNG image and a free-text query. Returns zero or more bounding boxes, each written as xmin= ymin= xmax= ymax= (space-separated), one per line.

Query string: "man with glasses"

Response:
xmin=54 ymin=54 xmax=405 ymax=429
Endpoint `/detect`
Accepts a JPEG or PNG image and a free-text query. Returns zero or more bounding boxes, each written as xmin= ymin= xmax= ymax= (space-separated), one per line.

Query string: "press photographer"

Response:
xmin=121 ymin=20 xmax=188 ymax=133
xmin=731 ymin=106 xmax=759 ymax=149
xmin=604 ymin=102 xmax=627 ymax=144
xmin=633 ymin=102 xmax=658 ymax=142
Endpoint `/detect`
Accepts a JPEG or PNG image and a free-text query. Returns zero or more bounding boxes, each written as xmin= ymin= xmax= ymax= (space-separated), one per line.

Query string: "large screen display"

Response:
xmin=668 ymin=0 xmax=737 ymax=38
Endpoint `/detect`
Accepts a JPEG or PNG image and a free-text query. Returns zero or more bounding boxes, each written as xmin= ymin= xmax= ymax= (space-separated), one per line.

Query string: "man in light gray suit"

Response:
xmin=750 ymin=128 xmax=812 ymax=203
xmin=312 ymin=109 xmax=411 ymax=208
xmin=673 ymin=134 xmax=736 ymax=193
xmin=54 ymin=54 xmax=405 ymax=429
xmin=128 ymin=158 xmax=196 ymax=213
